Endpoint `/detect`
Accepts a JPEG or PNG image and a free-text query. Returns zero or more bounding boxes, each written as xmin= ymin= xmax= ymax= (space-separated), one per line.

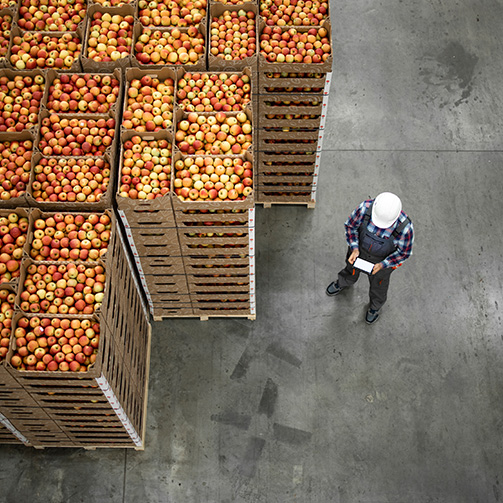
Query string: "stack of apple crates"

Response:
xmin=256 ymin=10 xmax=332 ymax=206
xmin=0 ymin=57 xmax=151 ymax=447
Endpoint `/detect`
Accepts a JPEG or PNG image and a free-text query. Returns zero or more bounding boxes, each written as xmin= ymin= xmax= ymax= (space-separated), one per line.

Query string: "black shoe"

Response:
xmin=326 ymin=281 xmax=344 ymax=296
xmin=365 ymin=308 xmax=380 ymax=325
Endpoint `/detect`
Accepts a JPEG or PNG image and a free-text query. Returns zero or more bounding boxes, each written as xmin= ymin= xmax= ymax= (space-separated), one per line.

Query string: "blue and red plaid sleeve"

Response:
xmin=381 ymin=218 xmax=414 ymax=269
xmin=344 ymin=200 xmax=371 ymax=249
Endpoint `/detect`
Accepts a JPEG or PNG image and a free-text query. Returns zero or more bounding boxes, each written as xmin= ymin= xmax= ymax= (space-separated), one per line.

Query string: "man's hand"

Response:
xmin=371 ymin=263 xmax=384 ymax=275
xmin=348 ymin=248 xmax=359 ymax=265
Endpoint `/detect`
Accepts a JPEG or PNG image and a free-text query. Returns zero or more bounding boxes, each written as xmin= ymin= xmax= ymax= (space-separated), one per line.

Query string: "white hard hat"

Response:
xmin=372 ymin=192 xmax=402 ymax=229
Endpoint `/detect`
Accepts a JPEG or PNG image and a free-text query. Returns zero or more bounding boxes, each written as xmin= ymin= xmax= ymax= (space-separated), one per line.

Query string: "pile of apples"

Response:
xmin=46 ymin=73 xmax=120 ymax=114
xmin=87 ymin=12 xmax=134 ymax=62
xmin=0 ymin=74 xmax=45 ymax=133
xmin=138 ymin=0 xmax=207 ymax=27
xmin=19 ymin=262 xmax=106 ymax=315
xmin=9 ymin=32 xmax=82 ymax=70
xmin=175 ymin=111 xmax=252 ymax=155
xmin=260 ymin=0 xmax=328 ymax=26
xmin=173 ymin=156 xmax=252 ymax=201
xmin=0 ymin=213 xmax=29 ymax=284
xmin=10 ymin=316 xmax=101 ymax=372
xmin=91 ymin=0 xmax=130 ymax=7
xmin=38 ymin=116 xmax=116 ymax=157
xmin=31 ymin=157 xmax=111 ymax=204
xmin=122 ymin=75 xmax=175 ymax=132
xmin=0 ymin=288 xmax=15 ymax=362
xmin=177 ymin=72 xmax=251 ymax=112
xmin=209 ymin=10 xmax=256 ymax=61
xmin=17 ymin=0 xmax=86 ymax=32
xmin=260 ymin=26 xmax=331 ymax=63
xmin=29 ymin=212 xmax=111 ymax=262
xmin=135 ymin=26 xmax=205 ymax=65
xmin=0 ymin=13 xmax=12 ymax=60
xmin=120 ymin=136 xmax=172 ymax=199
xmin=0 ymin=139 xmax=33 ymax=201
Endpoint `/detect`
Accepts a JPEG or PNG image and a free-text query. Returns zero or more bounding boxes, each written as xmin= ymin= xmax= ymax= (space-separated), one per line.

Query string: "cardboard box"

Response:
xmin=173 ymin=207 xmax=252 ymax=228
xmin=124 ymin=227 xmax=182 ymax=257
xmin=257 ymin=174 xmax=315 ymax=185
xmin=132 ymin=21 xmax=207 ymax=70
xmin=207 ymin=2 xmax=258 ymax=72
xmin=81 ymin=4 xmax=136 ymax=72
xmin=256 ymin=189 xmax=314 ymax=205
xmin=257 ymin=161 xmax=316 ymax=175
xmin=257 ymin=127 xmax=319 ymax=152
xmin=258 ymin=150 xmax=318 ymax=164
xmin=6 ymin=25 xmax=84 ymax=73
xmin=27 ymin=152 xmax=115 ymax=212
xmin=122 ymin=66 xmax=180 ymax=134
xmin=258 ymin=19 xmax=333 ymax=73
xmin=151 ymin=304 xmax=194 ymax=319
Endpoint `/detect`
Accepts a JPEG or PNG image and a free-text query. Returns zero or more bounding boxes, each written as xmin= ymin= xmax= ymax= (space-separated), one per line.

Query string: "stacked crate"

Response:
xmin=256 ymin=1 xmax=332 ymax=207
xmin=0 ymin=211 xmax=151 ymax=449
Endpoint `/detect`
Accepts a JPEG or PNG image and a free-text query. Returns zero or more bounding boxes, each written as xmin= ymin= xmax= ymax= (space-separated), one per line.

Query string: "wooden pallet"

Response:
xmin=256 ymin=201 xmax=316 ymax=209
xmin=153 ymin=314 xmax=256 ymax=322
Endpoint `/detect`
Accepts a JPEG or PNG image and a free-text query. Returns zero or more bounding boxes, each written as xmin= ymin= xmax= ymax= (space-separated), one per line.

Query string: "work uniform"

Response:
xmin=337 ymin=200 xmax=414 ymax=311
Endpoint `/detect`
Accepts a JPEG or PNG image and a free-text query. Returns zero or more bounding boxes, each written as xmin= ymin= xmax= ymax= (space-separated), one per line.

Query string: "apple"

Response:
xmin=209 ymin=9 xmax=256 ymax=61
xmin=46 ymin=73 xmax=120 ymax=115
xmin=138 ymin=0 xmax=207 ymax=27
xmin=119 ymin=136 xmax=172 ymax=199
xmin=0 ymin=74 xmax=45 ymax=133
xmin=135 ymin=26 xmax=205 ymax=65
xmin=176 ymin=71 xmax=251 ymax=112
xmin=122 ymin=75 xmax=174 ymax=131
xmin=86 ymin=12 xmax=134 ymax=63
xmin=31 ymin=156 xmax=111 ymax=204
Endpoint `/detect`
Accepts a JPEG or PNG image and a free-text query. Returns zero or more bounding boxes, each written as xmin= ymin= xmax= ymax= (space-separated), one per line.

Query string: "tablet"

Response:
xmin=354 ymin=257 xmax=374 ymax=274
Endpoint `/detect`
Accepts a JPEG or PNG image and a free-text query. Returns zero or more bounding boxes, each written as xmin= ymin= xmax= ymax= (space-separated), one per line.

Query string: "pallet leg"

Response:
xmin=200 ymin=316 xmax=209 ymax=321
xmin=263 ymin=203 xmax=272 ymax=208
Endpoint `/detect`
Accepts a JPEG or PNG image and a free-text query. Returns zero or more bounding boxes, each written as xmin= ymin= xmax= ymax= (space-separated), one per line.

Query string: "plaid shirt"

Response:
xmin=345 ymin=199 xmax=414 ymax=269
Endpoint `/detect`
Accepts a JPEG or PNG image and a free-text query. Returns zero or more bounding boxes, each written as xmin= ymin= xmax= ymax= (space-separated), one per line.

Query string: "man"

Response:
xmin=326 ymin=192 xmax=414 ymax=325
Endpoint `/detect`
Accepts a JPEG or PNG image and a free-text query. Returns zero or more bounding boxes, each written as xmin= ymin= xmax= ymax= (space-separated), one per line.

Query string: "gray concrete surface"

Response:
xmin=1 ymin=1 xmax=503 ymax=502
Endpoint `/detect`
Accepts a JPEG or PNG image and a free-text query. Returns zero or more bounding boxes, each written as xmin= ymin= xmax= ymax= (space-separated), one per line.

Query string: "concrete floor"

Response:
xmin=1 ymin=1 xmax=503 ymax=502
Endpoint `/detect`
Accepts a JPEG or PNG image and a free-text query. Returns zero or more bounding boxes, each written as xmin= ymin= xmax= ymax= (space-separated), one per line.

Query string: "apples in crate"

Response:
xmin=9 ymin=32 xmax=82 ymax=70
xmin=259 ymin=26 xmax=330 ymax=63
xmin=0 ymin=74 xmax=45 ymax=133
xmin=0 ymin=139 xmax=33 ymax=201
xmin=119 ymin=136 xmax=172 ymax=199
xmin=17 ymin=0 xmax=86 ymax=32
xmin=175 ymin=111 xmax=252 ymax=155
xmin=38 ymin=116 xmax=116 ymax=156
xmin=177 ymin=72 xmax=251 ymax=112
xmin=31 ymin=157 xmax=111 ymax=204
xmin=29 ymin=213 xmax=111 ymax=262
xmin=10 ymin=316 xmax=101 ymax=372
xmin=0 ymin=213 xmax=29 ymax=284
xmin=134 ymin=27 xmax=205 ymax=65
xmin=123 ymin=75 xmax=175 ymax=132
xmin=173 ymin=156 xmax=252 ymax=201
xmin=46 ymin=74 xmax=120 ymax=114
xmin=87 ymin=12 xmax=134 ymax=63
xmin=209 ymin=10 xmax=256 ymax=61
xmin=138 ymin=0 xmax=207 ymax=27
xmin=19 ymin=262 xmax=106 ymax=315
xmin=0 ymin=12 xmax=12 ymax=59
xmin=0 ymin=288 xmax=15 ymax=362
xmin=260 ymin=0 xmax=328 ymax=27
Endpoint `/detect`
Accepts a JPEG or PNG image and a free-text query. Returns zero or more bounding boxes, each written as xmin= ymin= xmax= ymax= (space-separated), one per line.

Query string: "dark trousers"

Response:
xmin=337 ymin=248 xmax=393 ymax=311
